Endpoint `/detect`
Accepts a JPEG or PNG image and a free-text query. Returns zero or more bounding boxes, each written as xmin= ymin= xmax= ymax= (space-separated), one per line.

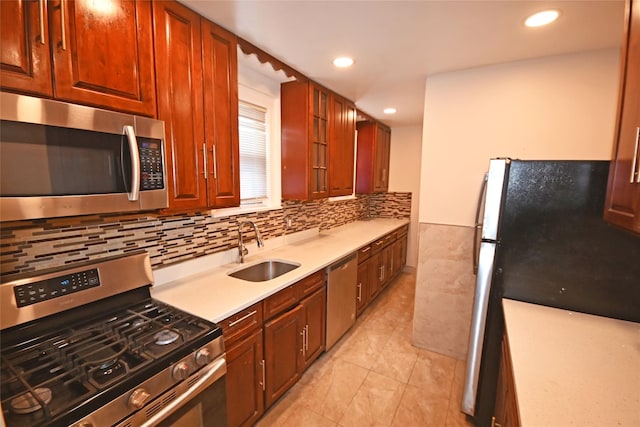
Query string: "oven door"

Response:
xmin=120 ymin=356 xmax=228 ymax=427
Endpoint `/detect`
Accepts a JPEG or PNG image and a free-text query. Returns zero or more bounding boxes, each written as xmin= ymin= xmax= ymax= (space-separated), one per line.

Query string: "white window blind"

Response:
xmin=239 ymin=101 xmax=268 ymax=202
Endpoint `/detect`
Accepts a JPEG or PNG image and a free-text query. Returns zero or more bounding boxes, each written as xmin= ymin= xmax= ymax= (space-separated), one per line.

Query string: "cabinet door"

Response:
xmin=0 ymin=0 xmax=52 ymax=96
xmin=329 ymin=95 xmax=356 ymax=197
xmin=368 ymin=252 xmax=382 ymax=300
xmin=300 ymin=286 xmax=326 ymax=370
xmin=374 ymin=126 xmax=391 ymax=192
xmin=356 ymin=260 xmax=369 ymax=316
xmin=50 ymin=0 xmax=156 ymax=116
xmin=226 ymin=329 xmax=265 ymax=427
xmin=604 ymin=0 xmax=640 ymax=234
xmin=153 ymin=1 xmax=208 ymax=211
xmin=264 ymin=305 xmax=303 ymax=408
xmin=202 ymin=19 xmax=240 ymax=208
xmin=310 ymin=85 xmax=330 ymax=199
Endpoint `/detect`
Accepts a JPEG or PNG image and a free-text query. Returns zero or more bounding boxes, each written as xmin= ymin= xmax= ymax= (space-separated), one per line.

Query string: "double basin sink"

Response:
xmin=227 ymin=259 xmax=300 ymax=282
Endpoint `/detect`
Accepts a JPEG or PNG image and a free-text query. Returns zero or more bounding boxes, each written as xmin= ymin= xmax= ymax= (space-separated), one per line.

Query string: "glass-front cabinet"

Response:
xmin=281 ymin=80 xmax=331 ymax=200
xmin=311 ymin=87 xmax=329 ymax=196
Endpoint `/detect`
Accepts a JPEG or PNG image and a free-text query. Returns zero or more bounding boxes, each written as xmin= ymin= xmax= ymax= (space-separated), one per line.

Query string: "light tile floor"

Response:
xmin=256 ymin=271 xmax=476 ymax=427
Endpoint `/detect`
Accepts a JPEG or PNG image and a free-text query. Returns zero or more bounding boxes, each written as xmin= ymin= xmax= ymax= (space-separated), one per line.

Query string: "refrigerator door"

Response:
xmin=481 ymin=159 xmax=509 ymax=241
xmin=461 ymin=241 xmax=497 ymax=416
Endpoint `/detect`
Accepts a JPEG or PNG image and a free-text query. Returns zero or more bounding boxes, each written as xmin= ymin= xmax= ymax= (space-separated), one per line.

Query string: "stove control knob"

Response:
xmin=172 ymin=362 xmax=190 ymax=381
xmin=195 ymin=348 xmax=211 ymax=366
xmin=129 ymin=388 xmax=151 ymax=410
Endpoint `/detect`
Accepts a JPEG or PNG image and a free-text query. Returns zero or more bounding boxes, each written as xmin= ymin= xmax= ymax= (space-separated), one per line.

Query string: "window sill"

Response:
xmin=210 ymin=203 xmax=282 ymax=218
xmin=328 ymin=194 xmax=357 ymax=202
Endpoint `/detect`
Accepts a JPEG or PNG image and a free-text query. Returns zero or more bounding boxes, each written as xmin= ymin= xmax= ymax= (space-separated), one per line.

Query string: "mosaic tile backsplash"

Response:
xmin=1 ymin=193 xmax=411 ymax=275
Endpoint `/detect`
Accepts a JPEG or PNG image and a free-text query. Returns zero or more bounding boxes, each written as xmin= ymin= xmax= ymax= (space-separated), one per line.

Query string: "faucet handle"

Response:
xmin=241 ymin=245 xmax=248 ymax=256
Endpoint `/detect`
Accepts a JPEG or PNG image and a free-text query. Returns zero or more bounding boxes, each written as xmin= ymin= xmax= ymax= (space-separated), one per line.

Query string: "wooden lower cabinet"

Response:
xmin=226 ymin=329 xmax=265 ymax=427
xmin=300 ymin=287 xmax=326 ymax=370
xmin=493 ymin=333 xmax=521 ymax=427
xmin=264 ymin=304 xmax=304 ymax=407
xmin=356 ymin=260 xmax=369 ymax=316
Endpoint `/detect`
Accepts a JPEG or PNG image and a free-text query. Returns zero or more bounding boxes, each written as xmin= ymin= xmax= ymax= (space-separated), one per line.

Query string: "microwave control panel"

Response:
xmin=14 ymin=268 xmax=100 ymax=307
xmin=139 ymin=140 xmax=164 ymax=190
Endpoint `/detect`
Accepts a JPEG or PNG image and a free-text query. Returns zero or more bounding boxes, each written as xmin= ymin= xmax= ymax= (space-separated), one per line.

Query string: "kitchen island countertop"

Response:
xmin=502 ymin=299 xmax=640 ymax=426
xmin=151 ymin=218 xmax=408 ymax=323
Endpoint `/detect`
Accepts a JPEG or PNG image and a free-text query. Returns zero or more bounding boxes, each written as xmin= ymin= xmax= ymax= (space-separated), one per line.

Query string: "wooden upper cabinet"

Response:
xmin=356 ymin=121 xmax=391 ymax=193
xmin=202 ymin=20 xmax=240 ymax=208
xmin=604 ymin=0 xmax=640 ymax=234
xmin=0 ymin=0 xmax=53 ymax=96
xmin=153 ymin=1 xmax=207 ymax=210
xmin=51 ymin=0 xmax=156 ymax=116
xmin=154 ymin=1 xmax=240 ymax=211
xmin=1 ymin=0 xmax=156 ymax=116
xmin=329 ymin=94 xmax=356 ymax=197
xmin=281 ymin=80 xmax=330 ymax=200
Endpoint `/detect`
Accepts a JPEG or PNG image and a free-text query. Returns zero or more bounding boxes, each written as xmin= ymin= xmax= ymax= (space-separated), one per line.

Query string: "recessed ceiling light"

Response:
xmin=525 ymin=10 xmax=560 ymax=27
xmin=383 ymin=108 xmax=396 ymax=115
xmin=333 ymin=57 xmax=354 ymax=68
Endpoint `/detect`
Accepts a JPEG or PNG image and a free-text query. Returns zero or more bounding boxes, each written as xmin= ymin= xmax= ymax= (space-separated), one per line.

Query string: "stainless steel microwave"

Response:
xmin=0 ymin=92 xmax=168 ymax=221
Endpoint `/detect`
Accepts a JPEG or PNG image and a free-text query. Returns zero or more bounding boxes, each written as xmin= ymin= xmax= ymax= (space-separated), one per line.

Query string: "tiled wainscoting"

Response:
xmin=0 ymin=193 xmax=411 ymax=275
xmin=412 ymin=223 xmax=476 ymax=360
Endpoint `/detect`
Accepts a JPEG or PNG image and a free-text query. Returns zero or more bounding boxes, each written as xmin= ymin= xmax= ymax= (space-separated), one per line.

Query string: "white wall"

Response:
xmin=388 ymin=125 xmax=422 ymax=268
xmin=419 ymin=48 xmax=621 ymax=227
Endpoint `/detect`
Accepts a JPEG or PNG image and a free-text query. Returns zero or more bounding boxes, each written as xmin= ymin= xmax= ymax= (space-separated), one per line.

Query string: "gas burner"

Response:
xmin=92 ymin=360 xmax=126 ymax=386
xmin=97 ymin=358 xmax=118 ymax=370
xmin=153 ymin=329 xmax=180 ymax=345
xmin=10 ymin=387 xmax=52 ymax=414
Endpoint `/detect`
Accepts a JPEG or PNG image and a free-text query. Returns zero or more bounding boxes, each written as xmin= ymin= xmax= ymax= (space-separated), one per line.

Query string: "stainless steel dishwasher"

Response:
xmin=325 ymin=253 xmax=358 ymax=349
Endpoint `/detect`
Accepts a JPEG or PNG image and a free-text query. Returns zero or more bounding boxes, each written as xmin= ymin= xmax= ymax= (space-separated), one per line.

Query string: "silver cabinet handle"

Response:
xmin=38 ymin=0 xmax=46 ymax=45
xmin=124 ymin=126 xmax=140 ymax=202
xmin=212 ymin=145 xmax=217 ymax=179
xmin=227 ymin=310 xmax=257 ymax=328
xmin=140 ymin=357 xmax=226 ymax=427
xmin=631 ymin=127 xmax=640 ymax=184
xmin=305 ymin=325 xmax=309 ymax=352
xmin=300 ymin=328 xmax=306 ymax=356
xmin=202 ymin=143 xmax=208 ymax=180
xmin=60 ymin=0 xmax=66 ymax=50
xmin=379 ymin=265 xmax=384 ymax=282
xmin=357 ymin=283 xmax=362 ymax=302
xmin=259 ymin=359 xmax=265 ymax=391
xmin=360 ymin=246 xmax=370 ymax=254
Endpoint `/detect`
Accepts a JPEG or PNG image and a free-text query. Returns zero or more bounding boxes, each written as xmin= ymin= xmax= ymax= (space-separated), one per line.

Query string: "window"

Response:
xmin=239 ymin=101 xmax=268 ymax=204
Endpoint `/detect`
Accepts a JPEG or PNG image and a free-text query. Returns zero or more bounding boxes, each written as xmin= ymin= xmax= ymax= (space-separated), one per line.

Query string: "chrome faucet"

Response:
xmin=238 ymin=220 xmax=264 ymax=263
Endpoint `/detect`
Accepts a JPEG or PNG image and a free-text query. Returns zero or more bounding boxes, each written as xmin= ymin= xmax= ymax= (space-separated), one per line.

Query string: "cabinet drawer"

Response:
xmin=297 ymin=270 xmax=326 ymax=299
xmin=383 ymin=232 xmax=397 ymax=246
xmin=263 ymin=285 xmax=299 ymax=320
xmin=358 ymin=244 xmax=372 ymax=263
xmin=397 ymin=225 xmax=408 ymax=237
xmin=220 ymin=302 xmax=263 ymax=347
xmin=371 ymin=238 xmax=385 ymax=254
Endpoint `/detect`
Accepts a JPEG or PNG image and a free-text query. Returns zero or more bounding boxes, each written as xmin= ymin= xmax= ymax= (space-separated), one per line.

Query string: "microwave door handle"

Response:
xmin=472 ymin=173 xmax=488 ymax=274
xmin=123 ymin=125 xmax=140 ymax=202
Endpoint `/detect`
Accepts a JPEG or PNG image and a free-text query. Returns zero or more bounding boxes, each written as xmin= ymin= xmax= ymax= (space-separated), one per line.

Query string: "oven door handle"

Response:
xmin=140 ymin=356 xmax=227 ymax=427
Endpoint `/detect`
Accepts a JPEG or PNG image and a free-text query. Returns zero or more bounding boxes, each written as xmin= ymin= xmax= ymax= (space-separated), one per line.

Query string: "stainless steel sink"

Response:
xmin=227 ymin=259 xmax=301 ymax=282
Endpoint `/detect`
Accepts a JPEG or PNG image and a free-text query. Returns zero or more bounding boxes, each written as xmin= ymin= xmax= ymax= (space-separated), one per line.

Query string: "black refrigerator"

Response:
xmin=461 ymin=159 xmax=640 ymax=427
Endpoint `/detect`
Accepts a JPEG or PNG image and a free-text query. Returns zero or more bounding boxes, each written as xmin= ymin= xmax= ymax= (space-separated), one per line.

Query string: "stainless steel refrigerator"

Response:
xmin=462 ymin=158 xmax=640 ymax=427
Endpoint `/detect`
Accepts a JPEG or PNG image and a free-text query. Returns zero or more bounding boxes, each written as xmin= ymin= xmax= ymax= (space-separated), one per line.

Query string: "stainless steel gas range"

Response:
xmin=0 ymin=252 xmax=227 ymax=427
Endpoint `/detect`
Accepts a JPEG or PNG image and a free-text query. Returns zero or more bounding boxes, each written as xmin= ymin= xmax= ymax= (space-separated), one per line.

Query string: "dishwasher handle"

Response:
xmin=329 ymin=253 xmax=357 ymax=272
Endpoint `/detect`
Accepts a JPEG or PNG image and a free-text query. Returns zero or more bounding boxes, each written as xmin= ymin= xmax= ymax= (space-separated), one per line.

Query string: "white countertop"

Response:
xmin=151 ymin=219 xmax=408 ymax=323
xmin=502 ymin=299 xmax=640 ymax=427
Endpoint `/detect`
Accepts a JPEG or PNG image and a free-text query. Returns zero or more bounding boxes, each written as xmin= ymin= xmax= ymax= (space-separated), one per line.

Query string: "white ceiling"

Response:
xmin=181 ymin=0 xmax=626 ymax=127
